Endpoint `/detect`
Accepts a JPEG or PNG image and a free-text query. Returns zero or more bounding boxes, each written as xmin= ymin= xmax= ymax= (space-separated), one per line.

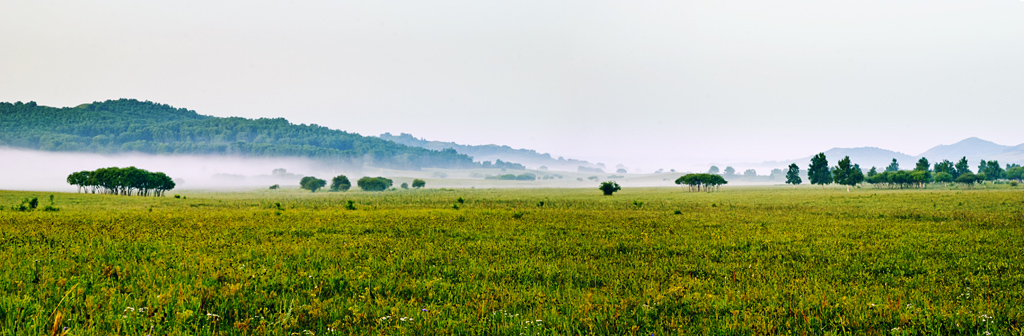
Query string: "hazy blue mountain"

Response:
xmin=766 ymin=147 xmax=916 ymax=171
xmin=765 ymin=138 xmax=1024 ymax=172
xmin=379 ymin=132 xmax=596 ymax=171
xmin=917 ymin=137 xmax=1011 ymax=162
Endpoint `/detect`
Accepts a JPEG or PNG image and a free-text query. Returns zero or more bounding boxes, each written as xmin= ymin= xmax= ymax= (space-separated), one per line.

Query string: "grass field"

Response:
xmin=1 ymin=186 xmax=1022 ymax=335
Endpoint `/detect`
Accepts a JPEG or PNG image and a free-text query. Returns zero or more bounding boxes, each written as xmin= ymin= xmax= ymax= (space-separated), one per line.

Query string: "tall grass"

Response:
xmin=0 ymin=187 xmax=1022 ymax=335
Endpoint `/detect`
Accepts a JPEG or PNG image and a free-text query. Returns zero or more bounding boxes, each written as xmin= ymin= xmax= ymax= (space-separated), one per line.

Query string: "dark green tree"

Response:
xmin=412 ymin=178 xmax=426 ymax=188
xmin=807 ymin=153 xmax=831 ymax=187
xmin=300 ymin=176 xmax=327 ymax=192
xmin=934 ymin=172 xmax=953 ymax=183
xmin=330 ymin=175 xmax=351 ymax=192
xmin=912 ymin=157 xmax=932 ymax=182
xmin=885 ymin=158 xmax=900 ymax=172
xmin=832 ymin=156 xmax=863 ymax=191
xmin=785 ymin=163 xmax=802 ymax=185
xmin=954 ymin=157 xmax=971 ymax=177
xmin=933 ymin=160 xmax=955 ymax=178
xmin=1006 ymin=167 xmax=1024 ymax=181
xmin=867 ymin=166 xmax=878 ymax=177
xmin=598 ymin=181 xmax=621 ymax=196
xmin=915 ymin=157 xmax=930 ymax=172
xmin=956 ymin=172 xmax=980 ymax=188
xmin=982 ymin=160 xmax=1005 ymax=180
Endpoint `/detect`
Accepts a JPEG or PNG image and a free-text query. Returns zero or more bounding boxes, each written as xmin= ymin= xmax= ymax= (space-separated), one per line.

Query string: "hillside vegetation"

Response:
xmin=1 ymin=186 xmax=1021 ymax=334
xmin=0 ymin=100 xmax=475 ymax=170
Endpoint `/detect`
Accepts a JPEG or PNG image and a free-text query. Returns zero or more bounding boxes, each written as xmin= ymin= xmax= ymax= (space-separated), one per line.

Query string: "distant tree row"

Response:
xmin=296 ymin=174 xmax=412 ymax=192
xmin=66 ymin=167 xmax=175 ymax=196
xmin=675 ymin=173 xmax=728 ymax=192
xmin=485 ymin=173 xmax=537 ymax=181
xmin=786 ymin=153 xmax=1022 ymax=190
xmin=480 ymin=159 xmax=525 ymax=170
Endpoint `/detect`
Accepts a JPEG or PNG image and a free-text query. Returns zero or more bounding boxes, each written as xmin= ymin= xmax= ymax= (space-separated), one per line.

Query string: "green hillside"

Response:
xmin=0 ymin=99 xmax=476 ymax=170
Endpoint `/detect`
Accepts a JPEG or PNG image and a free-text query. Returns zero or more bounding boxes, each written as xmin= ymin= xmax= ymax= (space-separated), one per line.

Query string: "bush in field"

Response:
xmin=330 ymin=175 xmax=352 ymax=192
xmin=934 ymin=172 xmax=954 ymax=184
xmin=269 ymin=184 xmax=280 ymax=190
xmin=357 ymin=176 xmax=393 ymax=191
xmin=955 ymin=172 xmax=981 ymax=188
xmin=299 ymin=176 xmax=327 ymax=192
xmin=412 ymin=179 xmax=426 ymax=188
xmin=598 ymin=181 xmax=621 ymax=196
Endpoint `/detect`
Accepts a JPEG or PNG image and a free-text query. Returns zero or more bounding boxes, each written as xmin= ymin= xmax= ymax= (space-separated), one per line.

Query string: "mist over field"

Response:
xmin=3 ymin=147 xmax=794 ymax=192
xmin=0 ymin=147 xmax=346 ymax=192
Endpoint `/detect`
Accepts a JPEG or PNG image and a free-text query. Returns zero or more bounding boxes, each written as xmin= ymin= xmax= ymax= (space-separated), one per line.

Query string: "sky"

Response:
xmin=2 ymin=0 xmax=1023 ymax=171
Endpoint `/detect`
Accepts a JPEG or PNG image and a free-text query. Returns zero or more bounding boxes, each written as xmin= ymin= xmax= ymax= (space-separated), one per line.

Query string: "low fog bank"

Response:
xmin=0 ymin=147 xmax=366 ymax=192
xmin=0 ymin=148 xmax=795 ymax=193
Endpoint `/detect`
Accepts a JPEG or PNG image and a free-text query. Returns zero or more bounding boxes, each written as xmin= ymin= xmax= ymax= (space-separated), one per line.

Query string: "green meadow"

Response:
xmin=1 ymin=186 xmax=1022 ymax=335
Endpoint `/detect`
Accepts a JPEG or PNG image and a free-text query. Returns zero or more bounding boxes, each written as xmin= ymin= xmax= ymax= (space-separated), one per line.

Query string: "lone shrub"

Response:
xmin=599 ymin=181 xmax=621 ymax=196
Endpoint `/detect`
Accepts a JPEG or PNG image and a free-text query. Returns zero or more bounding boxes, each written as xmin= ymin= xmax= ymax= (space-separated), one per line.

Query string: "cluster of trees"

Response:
xmin=789 ymin=154 xmax=1022 ymax=190
xmin=704 ymin=165 xmax=786 ymax=182
xmin=297 ymin=174 xmax=421 ymax=192
xmin=479 ymin=159 xmax=525 ymax=170
xmin=866 ymin=170 xmax=935 ymax=189
xmin=484 ymin=173 xmax=537 ymax=181
xmin=66 ymin=167 xmax=175 ymax=196
xmin=675 ymin=174 xmax=728 ymax=192
xmin=1 ymin=99 xmax=486 ymax=170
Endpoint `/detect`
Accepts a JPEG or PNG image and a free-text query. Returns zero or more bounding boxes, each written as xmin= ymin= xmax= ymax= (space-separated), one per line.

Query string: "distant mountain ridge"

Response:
xmin=378 ymin=132 xmax=598 ymax=171
xmin=768 ymin=137 xmax=1024 ymax=170
xmin=917 ymin=137 xmax=1011 ymax=162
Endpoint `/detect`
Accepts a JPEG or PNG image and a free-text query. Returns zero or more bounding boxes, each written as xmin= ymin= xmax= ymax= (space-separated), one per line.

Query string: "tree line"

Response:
xmin=297 ymin=174 xmax=421 ymax=192
xmin=66 ymin=167 xmax=176 ymax=196
xmin=784 ymin=153 xmax=1023 ymax=190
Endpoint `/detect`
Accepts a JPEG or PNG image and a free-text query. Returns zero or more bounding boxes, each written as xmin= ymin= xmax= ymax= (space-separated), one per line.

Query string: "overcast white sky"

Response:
xmin=2 ymin=0 xmax=1022 ymax=170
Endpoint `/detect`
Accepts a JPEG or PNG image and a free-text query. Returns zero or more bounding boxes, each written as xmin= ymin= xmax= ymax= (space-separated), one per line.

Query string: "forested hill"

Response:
xmin=379 ymin=132 xmax=597 ymax=171
xmin=0 ymin=99 xmax=476 ymax=169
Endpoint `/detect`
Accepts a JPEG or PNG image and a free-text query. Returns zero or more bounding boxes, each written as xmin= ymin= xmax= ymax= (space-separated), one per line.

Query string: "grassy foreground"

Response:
xmin=1 ymin=186 xmax=1023 ymax=335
